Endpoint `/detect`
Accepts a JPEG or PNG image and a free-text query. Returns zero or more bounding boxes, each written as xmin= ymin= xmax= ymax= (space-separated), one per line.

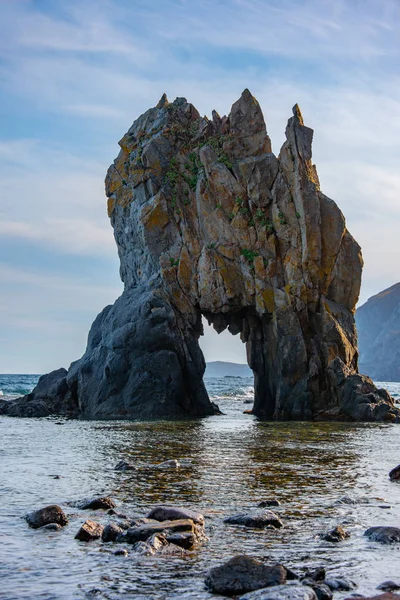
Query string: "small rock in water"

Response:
xmin=205 ymin=555 xmax=287 ymax=595
xmin=146 ymin=505 xmax=204 ymax=525
xmin=114 ymin=460 xmax=135 ymax=471
xmin=114 ymin=548 xmax=128 ymax=556
xmin=378 ymin=583 xmax=400 ymax=592
xmin=302 ymin=579 xmax=333 ymax=600
xmin=122 ymin=518 xmax=204 ymax=549
xmin=258 ymin=500 xmax=281 ymax=508
xmin=25 ymin=505 xmax=68 ymax=529
xmin=304 ymin=568 xmax=326 ymax=582
xmin=364 ymin=526 xmax=400 ymax=544
xmin=323 ymin=525 xmax=350 ymax=542
xmin=41 ymin=523 xmax=63 ymax=532
xmin=389 ymin=465 xmax=400 ymax=481
xmin=75 ymin=519 xmax=104 ymax=542
xmin=324 ymin=578 xmax=357 ymax=591
xmin=239 ymin=584 xmax=317 ymax=600
xmin=155 ymin=459 xmax=180 ymax=469
xmin=224 ymin=511 xmax=283 ymax=529
xmin=102 ymin=523 xmax=123 ymax=542
xmin=79 ymin=497 xmax=116 ymax=510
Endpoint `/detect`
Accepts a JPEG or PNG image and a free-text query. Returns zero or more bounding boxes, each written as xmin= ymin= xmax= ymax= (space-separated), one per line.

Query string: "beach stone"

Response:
xmin=114 ymin=549 xmax=128 ymax=556
xmin=389 ymin=465 xmax=400 ymax=481
xmin=41 ymin=523 xmax=63 ymax=532
xmin=301 ymin=580 xmax=332 ymax=600
xmin=123 ymin=519 xmax=196 ymax=544
xmin=79 ymin=497 xmax=116 ymax=510
xmin=75 ymin=519 xmax=104 ymax=542
xmin=155 ymin=459 xmax=180 ymax=469
xmin=239 ymin=584 xmax=317 ymax=600
xmin=102 ymin=523 xmax=123 ymax=542
xmin=146 ymin=505 xmax=204 ymax=525
xmin=364 ymin=526 xmax=400 ymax=544
xmin=324 ymin=578 xmax=357 ymax=591
xmin=323 ymin=525 xmax=350 ymax=542
xmin=224 ymin=511 xmax=283 ymax=529
xmin=205 ymin=556 xmax=287 ymax=595
xmin=25 ymin=505 xmax=68 ymax=529
xmin=114 ymin=460 xmax=135 ymax=471
xmin=258 ymin=500 xmax=281 ymax=508
xmin=378 ymin=584 xmax=400 ymax=592
xmin=304 ymin=569 xmax=325 ymax=582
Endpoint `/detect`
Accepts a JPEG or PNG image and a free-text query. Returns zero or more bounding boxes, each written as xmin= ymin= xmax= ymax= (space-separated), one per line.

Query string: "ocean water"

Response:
xmin=1 ymin=374 xmax=400 ymax=599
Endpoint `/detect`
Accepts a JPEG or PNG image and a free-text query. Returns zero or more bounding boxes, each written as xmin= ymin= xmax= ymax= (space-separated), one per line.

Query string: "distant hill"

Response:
xmin=205 ymin=361 xmax=252 ymax=378
xmin=356 ymin=282 xmax=400 ymax=382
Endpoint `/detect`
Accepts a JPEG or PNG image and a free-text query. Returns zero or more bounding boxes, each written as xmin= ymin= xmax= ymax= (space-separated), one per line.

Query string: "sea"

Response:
xmin=1 ymin=373 xmax=400 ymax=599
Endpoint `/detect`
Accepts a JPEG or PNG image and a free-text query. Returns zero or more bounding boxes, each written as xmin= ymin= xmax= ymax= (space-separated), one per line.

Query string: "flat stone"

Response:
xmin=146 ymin=505 xmax=204 ymax=525
xmin=239 ymin=584 xmax=317 ymax=600
xmin=205 ymin=555 xmax=287 ymax=595
xmin=364 ymin=526 xmax=400 ymax=544
xmin=75 ymin=519 xmax=104 ymax=541
xmin=79 ymin=497 xmax=116 ymax=510
xmin=25 ymin=505 xmax=68 ymax=529
xmin=224 ymin=511 xmax=283 ymax=529
xmin=123 ymin=519 xmax=195 ymax=544
xmin=324 ymin=578 xmax=357 ymax=591
xmin=155 ymin=459 xmax=180 ymax=469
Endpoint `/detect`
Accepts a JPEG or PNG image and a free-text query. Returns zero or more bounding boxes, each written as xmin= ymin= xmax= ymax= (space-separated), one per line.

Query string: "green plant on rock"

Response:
xmin=228 ymin=212 xmax=235 ymax=220
xmin=206 ymin=242 xmax=216 ymax=250
xmin=216 ymin=203 xmax=222 ymax=209
xmin=169 ymin=257 xmax=179 ymax=267
xmin=206 ymin=136 xmax=233 ymax=170
xmin=295 ymin=211 xmax=301 ymax=218
xmin=278 ymin=211 xmax=287 ymax=225
xmin=241 ymin=248 xmax=259 ymax=264
xmin=265 ymin=219 xmax=275 ymax=234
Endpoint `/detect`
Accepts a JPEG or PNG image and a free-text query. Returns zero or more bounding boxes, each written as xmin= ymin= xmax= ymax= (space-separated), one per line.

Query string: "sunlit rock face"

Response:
xmin=8 ymin=91 xmax=400 ymax=421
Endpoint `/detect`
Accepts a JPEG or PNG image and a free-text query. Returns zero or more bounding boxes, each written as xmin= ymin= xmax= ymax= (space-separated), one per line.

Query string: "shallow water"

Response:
xmin=1 ymin=377 xmax=400 ymax=599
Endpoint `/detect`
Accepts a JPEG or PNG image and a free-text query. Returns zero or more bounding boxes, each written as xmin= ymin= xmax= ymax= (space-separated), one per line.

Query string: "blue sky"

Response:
xmin=1 ymin=0 xmax=399 ymax=372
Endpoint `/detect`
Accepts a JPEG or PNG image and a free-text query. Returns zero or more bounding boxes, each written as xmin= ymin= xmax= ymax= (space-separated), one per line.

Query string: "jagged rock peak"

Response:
xmin=4 ymin=90 xmax=399 ymax=424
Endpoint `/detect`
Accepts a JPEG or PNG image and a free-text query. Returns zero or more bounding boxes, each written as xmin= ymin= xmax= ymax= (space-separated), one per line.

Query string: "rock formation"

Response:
xmin=356 ymin=282 xmax=400 ymax=382
xmin=3 ymin=90 xmax=399 ymax=421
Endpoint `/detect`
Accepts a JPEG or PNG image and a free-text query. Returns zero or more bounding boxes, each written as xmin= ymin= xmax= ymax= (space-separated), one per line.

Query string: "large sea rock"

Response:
xmin=4 ymin=91 xmax=399 ymax=421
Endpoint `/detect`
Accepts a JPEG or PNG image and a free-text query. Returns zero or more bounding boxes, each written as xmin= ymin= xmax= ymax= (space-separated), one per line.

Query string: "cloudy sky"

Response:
xmin=1 ymin=0 xmax=399 ymax=373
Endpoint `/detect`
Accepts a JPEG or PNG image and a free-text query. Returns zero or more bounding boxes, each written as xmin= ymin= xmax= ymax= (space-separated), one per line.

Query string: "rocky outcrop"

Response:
xmin=356 ymin=282 xmax=400 ymax=382
xmin=5 ymin=90 xmax=399 ymax=421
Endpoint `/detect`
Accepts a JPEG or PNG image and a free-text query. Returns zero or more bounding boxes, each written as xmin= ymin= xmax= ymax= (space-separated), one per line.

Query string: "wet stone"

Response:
xmin=389 ymin=465 xmax=400 ymax=481
xmin=102 ymin=523 xmax=123 ymax=542
xmin=205 ymin=555 xmax=287 ymax=596
xmin=323 ymin=525 xmax=350 ymax=542
xmin=258 ymin=500 xmax=281 ymax=508
xmin=378 ymin=583 xmax=400 ymax=592
xmin=25 ymin=505 xmax=68 ymax=529
xmin=324 ymin=578 xmax=357 ymax=591
xmin=41 ymin=523 xmax=63 ymax=532
xmin=304 ymin=569 xmax=326 ymax=582
xmin=114 ymin=460 xmax=135 ymax=471
xmin=345 ymin=595 xmax=400 ymax=600
xmin=79 ymin=496 xmax=116 ymax=510
xmin=123 ymin=519 xmax=195 ymax=544
xmin=75 ymin=519 xmax=104 ymax=542
xmin=239 ymin=584 xmax=317 ymax=600
xmin=364 ymin=526 xmax=400 ymax=544
xmin=146 ymin=505 xmax=204 ymax=525
xmin=114 ymin=549 xmax=128 ymax=556
xmin=224 ymin=511 xmax=283 ymax=529
xmin=155 ymin=459 xmax=180 ymax=469
xmin=301 ymin=580 xmax=333 ymax=600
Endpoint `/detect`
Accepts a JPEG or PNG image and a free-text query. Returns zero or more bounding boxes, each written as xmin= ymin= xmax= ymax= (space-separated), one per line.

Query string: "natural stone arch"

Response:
xmin=3 ymin=90 xmax=399 ymax=422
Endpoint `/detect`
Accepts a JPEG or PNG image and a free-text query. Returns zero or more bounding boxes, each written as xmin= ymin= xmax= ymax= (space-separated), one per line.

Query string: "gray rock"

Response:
xmin=123 ymin=519 xmax=198 ymax=545
xmin=377 ymin=583 xmax=400 ymax=592
xmin=41 ymin=523 xmax=63 ymax=532
xmin=389 ymin=465 xmax=400 ymax=481
xmin=114 ymin=549 xmax=128 ymax=556
xmin=324 ymin=578 xmax=357 ymax=591
xmin=25 ymin=505 xmax=68 ymax=529
xmin=146 ymin=505 xmax=204 ymax=525
xmin=364 ymin=526 xmax=400 ymax=544
xmin=102 ymin=523 xmax=123 ymax=542
xmin=155 ymin=459 xmax=180 ymax=469
xmin=75 ymin=519 xmax=104 ymax=542
xmin=11 ymin=93 xmax=399 ymax=423
xmin=205 ymin=556 xmax=287 ymax=595
xmin=301 ymin=580 xmax=332 ymax=600
xmin=258 ymin=500 xmax=281 ymax=508
xmin=79 ymin=497 xmax=116 ymax=510
xmin=304 ymin=569 xmax=325 ymax=582
xmin=322 ymin=525 xmax=350 ymax=542
xmin=239 ymin=584 xmax=317 ymax=600
xmin=114 ymin=460 xmax=135 ymax=471
xmin=224 ymin=511 xmax=283 ymax=529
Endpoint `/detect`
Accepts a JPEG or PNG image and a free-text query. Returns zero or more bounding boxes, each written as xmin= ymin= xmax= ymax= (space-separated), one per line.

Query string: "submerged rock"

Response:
xmin=224 ymin=511 xmax=283 ymax=529
xmin=239 ymin=584 xmax=317 ymax=600
xmin=75 ymin=520 xmax=104 ymax=542
xmin=324 ymin=578 xmax=357 ymax=591
xmin=304 ymin=569 xmax=325 ymax=582
xmin=205 ymin=555 xmax=287 ymax=595
xmin=122 ymin=518 xmax=204 ymax=549
xmin=258 ymin=499 xmax=281 ymax=508
xmin=25 ymin=505 xmax=68 ymax=529
xmin=301 ymin=580 xmax=332 ymax=600
xmin=155 ymin=459 xmax=180 ymax=469
xmin=102 ymin=523 xmax=124 ymax=542
xmin=378 ymin=583 xmax=400 ymax=592
xmin=79 ymin=497 xmax=116 ymax=510
xmin=389 ymin=464 xmax=400 ymax=481
xmin=322 ymin=525 xmax=350 ymax=542
xmin=146 ymin=505 xmax=204 ymax=525
xmin=114 ymin=460 xmax=135 ymax=471
xmin=364 ymin=526 xmax=400 ymax=544
xmin=10 ymin=91 xmax=399 ymax=422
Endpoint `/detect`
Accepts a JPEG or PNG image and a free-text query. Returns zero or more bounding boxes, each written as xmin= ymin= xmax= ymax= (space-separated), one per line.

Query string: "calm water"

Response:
xmin=1 ymin=375 xmax=400 ymax=599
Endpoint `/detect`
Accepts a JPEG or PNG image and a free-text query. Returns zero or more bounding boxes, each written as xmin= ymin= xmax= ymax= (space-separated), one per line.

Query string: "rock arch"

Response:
xmin=4 ymin=90 xmax=399 ymax=422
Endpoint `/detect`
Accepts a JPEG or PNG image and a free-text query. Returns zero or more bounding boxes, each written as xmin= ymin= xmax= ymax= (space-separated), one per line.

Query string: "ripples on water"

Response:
xmin=1 ymin=376 xmax=400 ymax=599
